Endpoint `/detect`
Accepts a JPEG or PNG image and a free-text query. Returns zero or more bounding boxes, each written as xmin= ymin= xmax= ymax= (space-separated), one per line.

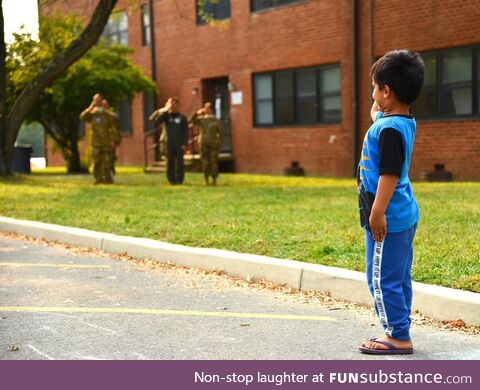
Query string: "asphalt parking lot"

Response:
xmin=1 ymin=235 xmax=479 ymax=360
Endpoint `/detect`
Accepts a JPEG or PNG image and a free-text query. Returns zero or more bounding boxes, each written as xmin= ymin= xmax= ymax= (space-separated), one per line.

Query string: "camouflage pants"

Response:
xmin=200 ymin=142 xmax=219 ymax=179
xmin=92 ymin=147 xmax=114 ymax=183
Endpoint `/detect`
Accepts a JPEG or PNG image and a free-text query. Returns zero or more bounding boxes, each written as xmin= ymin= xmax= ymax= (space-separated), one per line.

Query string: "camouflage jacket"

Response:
xmin=80 ymin=108 xmax=120 ymax=148
xmin=189 ymin=113 xmax=221 ymax=147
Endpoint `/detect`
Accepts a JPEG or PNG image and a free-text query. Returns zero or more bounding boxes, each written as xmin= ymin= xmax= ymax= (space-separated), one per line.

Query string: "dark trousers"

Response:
xmin=200 ymin=142 xmax=220 ymax=179
xmin=167 ymin=145 xmax=184 ymax=184
xmin=365 ymin=224 xmax=417 ymax=340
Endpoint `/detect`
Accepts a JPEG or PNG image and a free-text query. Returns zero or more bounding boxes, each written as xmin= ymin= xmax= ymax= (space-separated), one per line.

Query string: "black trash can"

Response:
xmin=12 ymin=145 xmax=33 ymax=174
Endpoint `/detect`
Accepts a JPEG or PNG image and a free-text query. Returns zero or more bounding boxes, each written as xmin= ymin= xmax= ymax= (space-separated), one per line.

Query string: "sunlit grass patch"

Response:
xmin=1 ymin=171 xmax=479 ymax=292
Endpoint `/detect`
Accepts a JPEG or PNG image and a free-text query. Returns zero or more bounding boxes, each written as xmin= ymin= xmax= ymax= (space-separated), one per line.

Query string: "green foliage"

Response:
xmin=1 ymin=171 xmax=479 ymax=293
xmin=6 ymin=13 xmax=156 ymax=172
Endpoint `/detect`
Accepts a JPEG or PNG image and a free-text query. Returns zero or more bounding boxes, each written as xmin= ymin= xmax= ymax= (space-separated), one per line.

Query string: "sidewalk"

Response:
xmin=1 ymin=215 xmax=479 ymax=326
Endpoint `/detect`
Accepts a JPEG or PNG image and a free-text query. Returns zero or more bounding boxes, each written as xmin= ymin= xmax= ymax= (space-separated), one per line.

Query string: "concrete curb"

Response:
xmin=1 ymin=216 xmax=479 ymax=326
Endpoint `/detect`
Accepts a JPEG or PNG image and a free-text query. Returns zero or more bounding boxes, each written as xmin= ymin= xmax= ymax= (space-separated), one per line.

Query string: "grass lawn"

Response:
xmin=1 ymin=167 xmax=479 ymax=293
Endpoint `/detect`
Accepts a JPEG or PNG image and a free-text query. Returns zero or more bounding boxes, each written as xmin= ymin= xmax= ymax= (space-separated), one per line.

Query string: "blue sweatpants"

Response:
xmin=366 ymin=224 xmax=417 ymax=340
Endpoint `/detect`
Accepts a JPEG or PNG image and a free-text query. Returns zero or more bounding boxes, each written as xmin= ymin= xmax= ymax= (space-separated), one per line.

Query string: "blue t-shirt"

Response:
xmin=357 ymin=112 xmax=419 ymax=233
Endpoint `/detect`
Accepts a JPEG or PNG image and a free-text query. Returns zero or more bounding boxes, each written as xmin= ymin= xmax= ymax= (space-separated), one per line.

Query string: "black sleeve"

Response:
xmin=157 ymin=111 xmax=169 ymax=124
xmin=150 ymin=110 xmax=168 ymax=126
xmin=378 ymin=128 xmax=404 ymax=177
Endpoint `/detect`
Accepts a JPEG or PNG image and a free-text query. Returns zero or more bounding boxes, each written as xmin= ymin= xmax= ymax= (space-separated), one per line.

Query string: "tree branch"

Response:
xmin=0 ymin=0 xmax=6 ymax=117
xmin=5 ymin=0 xmax=118 ymax=151
xmin=0 ymin=0 xmax=7 ymax=172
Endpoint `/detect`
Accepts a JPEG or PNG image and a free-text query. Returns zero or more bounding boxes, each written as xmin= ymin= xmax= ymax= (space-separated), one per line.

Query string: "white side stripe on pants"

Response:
xmin=372 ymin=240 xmax=392 ymax=336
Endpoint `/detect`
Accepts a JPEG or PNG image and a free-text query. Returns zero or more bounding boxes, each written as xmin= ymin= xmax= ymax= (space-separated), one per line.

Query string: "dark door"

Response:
xmin=202 ymin=77 xmax=232 ymax=153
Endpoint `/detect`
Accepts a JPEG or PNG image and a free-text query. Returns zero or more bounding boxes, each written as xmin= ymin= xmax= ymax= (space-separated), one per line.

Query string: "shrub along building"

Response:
xmin=43 ymin=0 xmax=480 ymax=180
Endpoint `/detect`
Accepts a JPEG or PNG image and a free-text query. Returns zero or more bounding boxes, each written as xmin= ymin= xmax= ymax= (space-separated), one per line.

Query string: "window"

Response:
xmin=251 ymin=0 xmax=301 ymax=12
xmin=412 ymin=46 xmax=480 ymax=119
xmin=296 ymin=68 xmax=317 ymax=124
xmin=442 ymin=49 xmax=472 ymax=116
xmin=143 ymin=93 xmax=155 ymax=133
xmin=254 ymin=74 xmax=273 ymax=124
xmin=413 ymin=54 xmax=438 ymax=118
xmin=197 ymin=0 xmax=231 ymax=24
xmin=319 ymin=66 xmax=341 ymax=122
xmin=274 ymin=71 xmax=294 ymax=124
xmin=103 ymin=10 xmax=128 ymax=45
xmin=477 ymin=50 xmax=480 ymax=114
xmin=141 ymin=4 xmax=151 ymax=47
xmin=253 ymin=65 xmax=341 ymax=126
xmin=117 ymin=99 xmax=132 ymax=135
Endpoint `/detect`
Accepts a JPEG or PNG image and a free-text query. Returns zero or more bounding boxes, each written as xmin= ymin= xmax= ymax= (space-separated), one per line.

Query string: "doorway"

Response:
xmin=202 ymin=77 xmax=232 ymax=153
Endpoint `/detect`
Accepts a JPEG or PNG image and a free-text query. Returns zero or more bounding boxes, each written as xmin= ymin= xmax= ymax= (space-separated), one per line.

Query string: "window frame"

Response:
xmin=141 ymin=4 xmax=151 ymax=47
xmin=273 ymin=70 xmax=295 ymax=125
xmin=253 ymin=73 xmax=274 ymax=125
xmin=317 ymin=64 xmax=342 ymax=124
xmin=250 ymin=0 xmax=303 ymax=13
xmin=104 ymin=10 xmax=129 ymax=46
xmin=252 ymin=64 xmax=342 ymax=127
xmin=413 ymin=45 xmax=480 ymax=121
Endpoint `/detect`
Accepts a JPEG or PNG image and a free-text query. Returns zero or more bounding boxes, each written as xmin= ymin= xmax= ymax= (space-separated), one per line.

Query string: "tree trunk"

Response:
xmin=65 ymin=119 xmax=86 ymax=173
xmin=0 ymin=0 xmax=8 ymax=174
xmin=40 ymin=118 xmax=87 ymax=174
xmin=67 ymin=144 xmax=86 ymax=173
xmin=0 ymin=0 xmax=118 ymax=175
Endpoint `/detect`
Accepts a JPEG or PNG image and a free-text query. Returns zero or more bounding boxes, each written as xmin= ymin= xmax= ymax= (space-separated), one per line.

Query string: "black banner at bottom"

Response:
xmin=0 ymin=360 xmax=477 ymax=389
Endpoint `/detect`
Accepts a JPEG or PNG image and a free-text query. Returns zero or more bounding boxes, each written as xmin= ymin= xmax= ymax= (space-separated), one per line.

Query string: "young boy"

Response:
xmin=357 ymin=50 xmax=424 ymax=355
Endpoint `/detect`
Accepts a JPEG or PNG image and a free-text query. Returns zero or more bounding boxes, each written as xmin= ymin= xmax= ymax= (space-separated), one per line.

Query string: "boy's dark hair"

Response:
xmin=370 ymin=50 xmax=425 ymax=105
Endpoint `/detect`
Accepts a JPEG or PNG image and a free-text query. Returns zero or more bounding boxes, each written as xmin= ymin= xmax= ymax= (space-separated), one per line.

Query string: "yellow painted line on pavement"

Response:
xmin=0 ymin=262 xmax=111 ymax=269
xmin=0 ymin=306 xmax=336 ymax=322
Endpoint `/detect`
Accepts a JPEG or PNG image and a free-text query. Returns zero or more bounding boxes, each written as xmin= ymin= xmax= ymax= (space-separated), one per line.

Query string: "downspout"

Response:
xmin=369 ymin=0 xmax=374 ymax=66
xmin=351 ymin=0 xmax=359 ymax=177
xmin=148 ymin=0 xmax=157 ymax=103
xmin=148 ymin=0 xmax=161 ymax=162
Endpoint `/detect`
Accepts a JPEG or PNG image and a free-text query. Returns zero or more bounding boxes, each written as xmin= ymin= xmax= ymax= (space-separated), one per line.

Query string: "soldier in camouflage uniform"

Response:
xmin=189 ymin=102 xmax=222 ymax=186
xmin=80 ymin=94 xmax=120 ymax=184
xmin=102 ymin=99 xmax=122 ymax=176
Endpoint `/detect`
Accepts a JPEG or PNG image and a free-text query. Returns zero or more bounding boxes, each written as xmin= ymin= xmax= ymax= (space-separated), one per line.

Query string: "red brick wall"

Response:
xmin=44 ymin=0 xmax=152 ymax=168
xmin=42 ymin=0 xmax=480 ymax=180
xmin=363 ymin=0 xmax=480 ymax=180
xmin=150 ymin=0 xmax=355 ymax=176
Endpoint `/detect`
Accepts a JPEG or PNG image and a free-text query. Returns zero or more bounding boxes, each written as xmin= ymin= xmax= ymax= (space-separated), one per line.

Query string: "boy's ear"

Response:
xmin=383 ymin=84 xmax=392 ymax=98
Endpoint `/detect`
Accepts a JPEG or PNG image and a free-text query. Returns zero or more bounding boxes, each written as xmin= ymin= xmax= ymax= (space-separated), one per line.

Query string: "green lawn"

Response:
xmin=1 ymin=168 xmax=479 ymax=293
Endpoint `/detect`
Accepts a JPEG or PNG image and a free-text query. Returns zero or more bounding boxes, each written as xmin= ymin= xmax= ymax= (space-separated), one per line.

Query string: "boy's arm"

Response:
xmin=370 ymin=101 xmax=382 ymax=122
xmin=369 ymin=174 xmax=398 ymax=242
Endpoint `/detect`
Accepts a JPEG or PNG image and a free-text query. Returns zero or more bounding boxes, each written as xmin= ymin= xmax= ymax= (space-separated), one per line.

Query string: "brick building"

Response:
xmin=44 ymin=0 xmax=480 ymax=180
